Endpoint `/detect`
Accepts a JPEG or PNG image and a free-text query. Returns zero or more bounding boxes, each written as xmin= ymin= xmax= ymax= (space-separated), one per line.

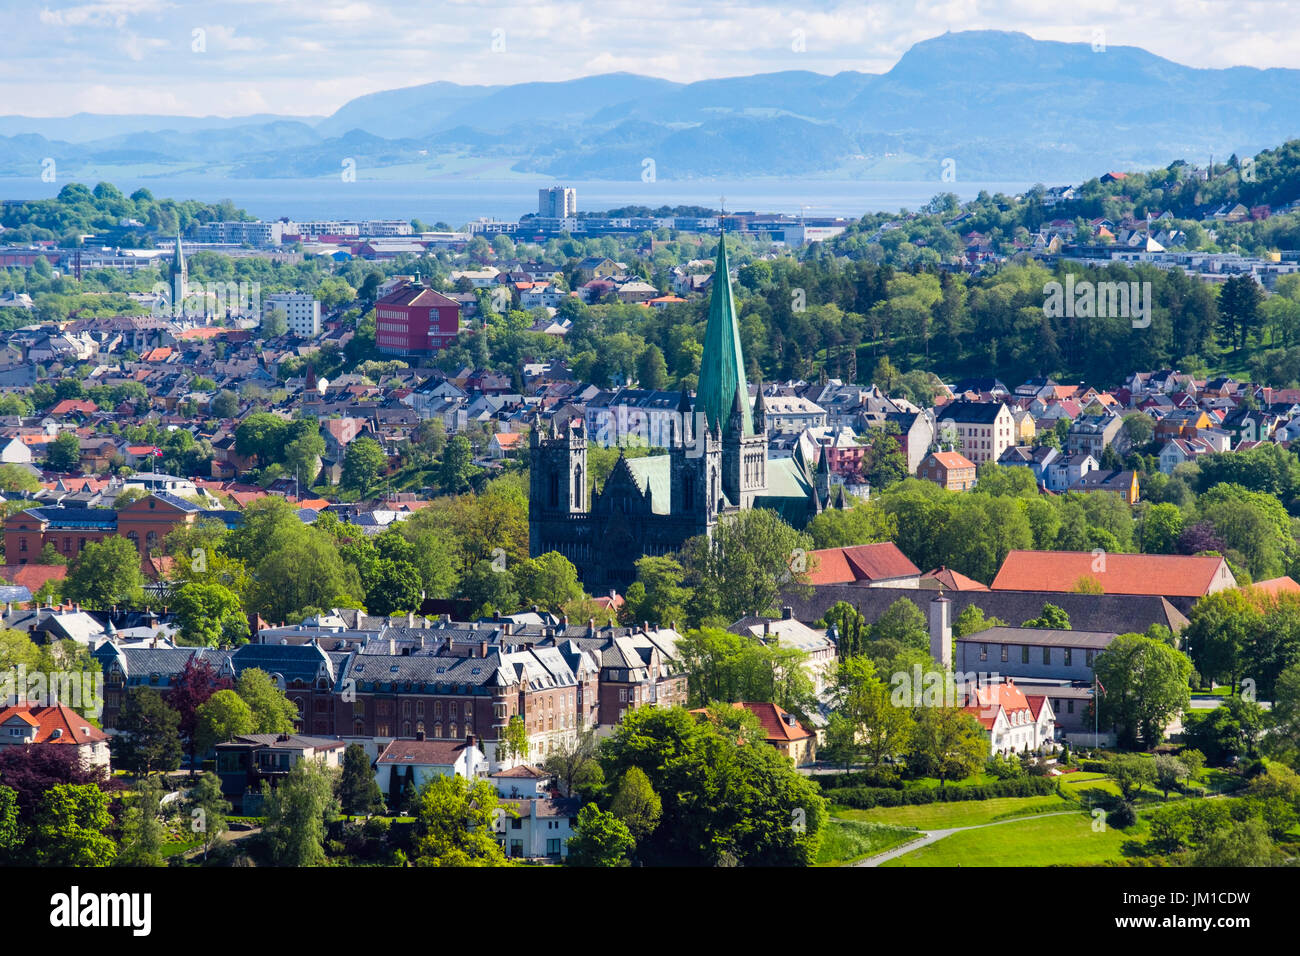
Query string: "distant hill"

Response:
xmin=5 ymin=31 xmax=1300 ymax=182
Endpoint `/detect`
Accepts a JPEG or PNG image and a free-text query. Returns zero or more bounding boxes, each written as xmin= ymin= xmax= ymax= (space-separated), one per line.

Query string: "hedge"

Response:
xmin=829 ymin=776 xmax=1058 ymax=809
xmin=809 ymin=769 xmax=905 ymax=791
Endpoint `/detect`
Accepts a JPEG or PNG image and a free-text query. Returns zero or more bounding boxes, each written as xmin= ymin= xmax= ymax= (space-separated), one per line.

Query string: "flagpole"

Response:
xmin=1094 ymin=673 xmax=1099 ymax=748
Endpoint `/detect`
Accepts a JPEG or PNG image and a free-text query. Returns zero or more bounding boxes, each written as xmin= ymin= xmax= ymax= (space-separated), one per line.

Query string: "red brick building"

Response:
xmin=5 ymin=493 xmax=206 ymax=564
xmin=374 ymin=281 xmax=461 ymax=356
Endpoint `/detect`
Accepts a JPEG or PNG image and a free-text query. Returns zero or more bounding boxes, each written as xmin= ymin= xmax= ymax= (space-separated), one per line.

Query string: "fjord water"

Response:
xmin=3 ymin=176 xmax=1035 ymax=224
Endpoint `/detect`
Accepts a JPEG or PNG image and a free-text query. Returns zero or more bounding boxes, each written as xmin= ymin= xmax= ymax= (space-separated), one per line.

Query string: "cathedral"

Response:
xmin=528 ymin=232 xmax=843 ymax=590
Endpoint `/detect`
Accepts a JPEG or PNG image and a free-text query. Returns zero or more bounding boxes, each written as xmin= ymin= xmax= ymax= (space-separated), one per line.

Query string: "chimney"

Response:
xmin=782 ymin=606 xmax=793 ymax=620
xmin=929 ymin=595 xmax=952 ymax=671
xmin=762 ymin=619 xmax=770 ymax=636
xmin=531 ymin=605 xmax=539 ymax=614
xmin=407 ymin=611 xmax=415 ymax=627
xmin=465 ymin=733 xmax=475 ymax=748
xmin=479 ymin=641 xmax=488 ymax=658
xmin=503 ymin=621 xmax=513 ymax=636
xmin=493 ymin=609 xmax=501 ymax=621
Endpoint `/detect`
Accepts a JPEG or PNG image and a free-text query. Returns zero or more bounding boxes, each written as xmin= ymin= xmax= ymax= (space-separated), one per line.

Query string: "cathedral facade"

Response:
xmin=528 ymin=232 xmax=834 ymax=590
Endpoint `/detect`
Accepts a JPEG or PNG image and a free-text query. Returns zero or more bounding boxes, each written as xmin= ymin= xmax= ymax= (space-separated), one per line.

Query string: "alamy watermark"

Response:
xmin=151 ymin=275 xmax=261 ymax=320
xmin=1043 ymin=274 xmax=1151 ymax=328
xmin=1 ymin=665 xmax=104 ymax=719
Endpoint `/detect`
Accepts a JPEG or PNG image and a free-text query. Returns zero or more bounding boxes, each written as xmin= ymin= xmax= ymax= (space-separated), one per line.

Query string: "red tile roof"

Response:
xmin=1249 ymin=576 xmax=1300 ymax=596
xmin=927 ymin=451 xmax=977 ymax=470
xmin=0 ymin=702 xmax=107 ymax=745
xmin=806 ymin=542 xmax=921 ymax=585
xmin=922 ymin=566 xmax=990 ymax=591
xmin=964 ymin=680 xmax=1032 ymax=730
xmin=697 ymin=702 xmax=814 ymax=742
xmin=991 ymin=550 xmax=1232 ymax=597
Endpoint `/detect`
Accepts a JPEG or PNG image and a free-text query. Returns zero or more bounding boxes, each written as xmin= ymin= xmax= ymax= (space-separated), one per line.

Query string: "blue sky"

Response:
xmin=5 ymin=0 xmax=1296 ymax=117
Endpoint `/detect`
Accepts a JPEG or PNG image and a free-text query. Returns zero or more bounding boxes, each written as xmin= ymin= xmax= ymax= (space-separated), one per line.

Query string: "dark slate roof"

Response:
xmin=937 ymin=401 xmax=1007 ymax=424
xmin=94 ymin=644 xmax=234 ymax=679
xmin=24 ymin=506 xmax=116 ymax=528
xmin=784 ymin=585 xmax=1189 ymax=635
xmin=231 ymin=642 xmax=336 ymax=684
xmin=343 ymin=653 xmax=499 ymax=689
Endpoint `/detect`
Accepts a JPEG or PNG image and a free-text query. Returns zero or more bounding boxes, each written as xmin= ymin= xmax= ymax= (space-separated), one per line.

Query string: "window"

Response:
xmin=1085 ymin=649 xmax=1095 ymax=667
xmin=1000 ymin=645 xmax=1009 ymax=663
xmin=1067 ymin=700 xmax=1075 ymax=714
xmin=1021 ymin=646 xmax=1030 ymax=664
xmin=1043 ymin=646 xmax=1051 ymax=665
xmin=546 ymin=838 xmax=561 ymax=856
xmin=1064 ymin=648 xmax=1073 ymax=666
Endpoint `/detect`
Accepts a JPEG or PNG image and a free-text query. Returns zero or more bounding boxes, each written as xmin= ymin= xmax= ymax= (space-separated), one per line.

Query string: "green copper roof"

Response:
xmin=696 ymin=231 xmax=752 ymax=436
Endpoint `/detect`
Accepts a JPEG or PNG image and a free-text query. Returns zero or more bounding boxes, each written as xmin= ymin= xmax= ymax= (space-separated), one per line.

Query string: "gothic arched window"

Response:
xmin=573 ymin=464 xmax=583 ymax=509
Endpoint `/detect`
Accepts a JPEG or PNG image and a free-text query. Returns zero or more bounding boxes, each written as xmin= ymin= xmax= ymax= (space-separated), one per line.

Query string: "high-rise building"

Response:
xmin=538 ymin=186 xmax=577 ymax=218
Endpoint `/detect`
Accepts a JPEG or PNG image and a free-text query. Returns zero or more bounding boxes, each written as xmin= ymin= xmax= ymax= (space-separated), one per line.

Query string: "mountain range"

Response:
xmin=3 ymin=30 xmax=1300 ymax=184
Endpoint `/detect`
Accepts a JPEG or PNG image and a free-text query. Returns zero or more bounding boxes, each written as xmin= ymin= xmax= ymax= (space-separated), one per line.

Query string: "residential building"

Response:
xmin=0 ymin=700 xmax=110 ymax=768
xmin=936 ymin=401 xmax=1015 ymax=464
xmin=214 ymin=733 xmax=346 ymax=812
xmin=918 ymin=450 xmax=977 ymax=490
xmin=263 ymin=293 xmax=321 ymax=338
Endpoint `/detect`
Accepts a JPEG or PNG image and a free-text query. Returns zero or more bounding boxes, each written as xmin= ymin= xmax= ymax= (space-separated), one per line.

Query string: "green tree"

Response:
xmin=1108 ymin=753 xmax=1156 ymax=801
xmin=341 ymin=436 xmax=387 ymax=495
xmin=410 ymin=775 xmax=511 ymax=867
xmin=262 ymin=759 xmax=339 ymax=866
xmin=194 ymin=689 xmax=256 ymax=757
xmin=64 ymin=536 xmax=145 ymax=608
xmin=1139 ymin=502 xmax=1184 ymax=554
xmin=599 ymin=706 xmax=826 ymax=866
xmin=45 ymin=431 xmax=81 ymax=472
xmin=32 ymin=784 xmax=117 ymax=867
xmin=1093 ymin=633 xmax=1193 ymax=749
xmin=236 ymin=668 xmax=300 ymax=734
xmin=190 ymin=771 xmax=231 ymax=861
xmin=514 ymin=551 xmax=584 ymax=612
xmin=567 ymin=804 xmax=634 ymax=867
xmin=1153 ymin=754 xmax=1190 ymax=799
xmin=636 ymin=343 xmax=668 ymax=389
xmin=908 ymin=706 xmax=986 ymax=786
xmin=110 ymin=687 xmax=183 ymax=775
xmin=437 ymin=434 xmax=477 ymax=495
xmin=1188 ymin=817 xmax=1276 ymax=867
xmin=117 ymin=777 xmax=166 ymax=867
xmin=338 ymin=743 xmax=384 ymax=816
xmin=833 ymin=655 xmax=915 ymax=768
xmin=172 ymin=581 xmax=248 ymax=647
xmin=681 ymin=508 xmax=813 ymax=621
xmin=610 ymin=766 xmax=662 ymax=844
xmin=499 ymin=715 xmax=529 ymax=763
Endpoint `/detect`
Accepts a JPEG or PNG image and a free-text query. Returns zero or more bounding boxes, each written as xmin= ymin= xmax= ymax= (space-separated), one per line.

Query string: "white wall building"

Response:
xmin=263 ymin=292 xmax=322 ymax=337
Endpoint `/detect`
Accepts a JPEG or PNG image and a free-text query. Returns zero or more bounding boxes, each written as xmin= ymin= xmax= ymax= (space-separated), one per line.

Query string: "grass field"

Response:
xmin=831 ymin=794 xmax=1073 ymax=830
xmin=815 ymin=819 xmax=921 ymax=866
xmin=880 ymin=810 xmax=1140 ymax=867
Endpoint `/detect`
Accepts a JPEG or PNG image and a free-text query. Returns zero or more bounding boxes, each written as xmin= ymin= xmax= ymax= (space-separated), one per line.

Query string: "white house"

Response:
xmin=373 ymin=735 xmax=488 ymax=801
xmin=964 ymin=679 xmax=1056 ymax=756
xmin=497 ymin=796 xmax=580 ymax=861
xmin=0 ymin=700 xmax=111 ymax=768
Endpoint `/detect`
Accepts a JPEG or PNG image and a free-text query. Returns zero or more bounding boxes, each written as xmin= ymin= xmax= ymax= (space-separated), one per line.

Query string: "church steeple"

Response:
xmin=696 ymin=231 xmax=752 ymax=437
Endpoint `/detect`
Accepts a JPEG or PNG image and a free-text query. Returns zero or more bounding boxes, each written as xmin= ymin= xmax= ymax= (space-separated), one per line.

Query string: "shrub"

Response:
xmin=1108 ymin=802 xmax=1138 ymax=829
xmin=831 ymin=776 xmax=1056 ymax=809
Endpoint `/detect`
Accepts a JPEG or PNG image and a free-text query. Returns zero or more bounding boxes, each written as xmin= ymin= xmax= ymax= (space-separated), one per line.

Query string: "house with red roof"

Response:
xmin=0 ymin=700 xmax=110 ymax=767
xmin=805 ymin=542 xmax=921 ymax=586
xmin=695 ymin=702 xmax=817 ymax=765
xmin=917 ymin=450 xmax=977 ymax=491
xmin=963 ymin=678 xmax=1056 ymax=756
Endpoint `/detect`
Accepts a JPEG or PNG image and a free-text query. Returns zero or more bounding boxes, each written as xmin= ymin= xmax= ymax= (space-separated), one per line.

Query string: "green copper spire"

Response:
xmin=696 ymin=230 xmax=752 ymax=436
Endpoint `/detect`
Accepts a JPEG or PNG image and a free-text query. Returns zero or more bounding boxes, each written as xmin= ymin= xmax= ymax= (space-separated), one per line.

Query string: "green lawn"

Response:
xmin=815 ymin=819 xmax=921 ymax=867
xmin=881 ymin=810 xmax=1141 ymax=867
xmin=832 ymin=794 xmax=1073 ymax=830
